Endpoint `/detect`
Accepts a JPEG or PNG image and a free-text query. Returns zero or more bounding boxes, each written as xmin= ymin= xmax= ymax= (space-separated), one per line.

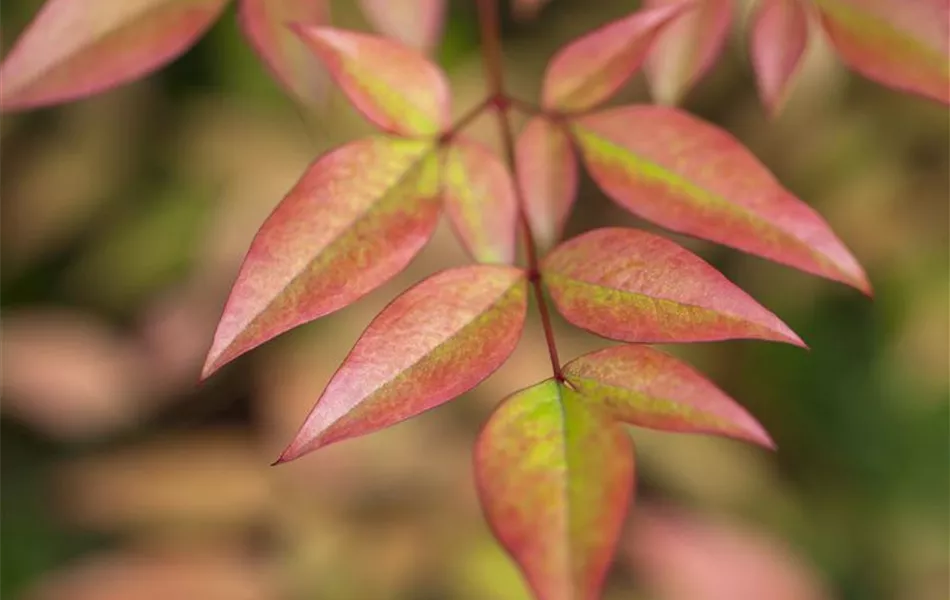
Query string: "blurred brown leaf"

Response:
xmin=1 ymin=309 xmax=150 ymax=439
xmin=21 ymin=547 xmax=276 ymax=600
xmin=55 ymin=430 xmax=270 ymax=532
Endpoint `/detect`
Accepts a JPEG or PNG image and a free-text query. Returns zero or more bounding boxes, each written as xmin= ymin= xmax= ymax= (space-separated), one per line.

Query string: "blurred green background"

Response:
xmin=1 ymin=1 xmax=947 ymax=599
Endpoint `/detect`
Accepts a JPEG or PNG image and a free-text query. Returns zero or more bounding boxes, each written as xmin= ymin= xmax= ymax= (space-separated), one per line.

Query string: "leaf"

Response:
xmin=644 ymin=0 xmax=734 ymax=105
xmin=441 ymin=137 xmax=519 ymax=264
xmin=541 ymin=3 xmax=687 ymax=112
xmin=750 ymin=0 xmax=810 ymax=116
xmin=276 ymin=265 xmax=528 ymax=461
xmin=474 ymin=379 xmax=634 ymax=600
xmin=541 ymin=227 xmax=805 ymax=346
xmin=814 ymin=0 xmax=950 ymax=104
xmin=628 ymin=508 xmax=834 ymax=600
xmin=0 ymin=0 xmax=228 ymax=112
xmin=359 ymin=0 xmax=446 ymax=51
xmin=292 ymin=25 xmax=450 ymax=136
xmin=515 ymin=117 xmax=579 ymax=251
xmin=563 ymin=345 xmax=774 ymax=447
xmin=239 ymin=0 xmax=331 ymax=106
xmin=203 ymin=137 xmax=441 ymax=378
xmin=570 ymin=106 xmax=870 ymax=293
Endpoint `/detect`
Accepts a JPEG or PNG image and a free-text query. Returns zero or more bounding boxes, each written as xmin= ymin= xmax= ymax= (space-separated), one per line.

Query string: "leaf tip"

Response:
xmin=750 ymin=425 xmax=778 ymax=451
xmin=272 ymin=438 xmax=318 ymax=465
xmin=198 ymin=355 xmax=220 ymax=382
xmin=270 ymin=445 xmax=304 ymax=466
xmin=199 ymin=338 xmax=235 ymax=382
xmin=764 ymin=314 xmax=807 ymax=349
xmin=855 ymin=273 xmax=874 ymax=298
xmin=782 ymin=327 xmax=808 ymax=350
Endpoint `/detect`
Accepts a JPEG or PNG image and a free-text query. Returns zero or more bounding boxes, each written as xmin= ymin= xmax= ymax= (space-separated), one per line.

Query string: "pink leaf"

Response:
xmin=239 ymin=0 xmax=331 ymax=105
xmin=475 ymin=379 xmax=634 ymax=600
xmin=277 ymin=265 xmax=528 ymax=461
xmin=563 ymin=344 xmax=774 ymax=448
xmin=441 ymin=137 xmax=519 ymax=264
xmin=359 ymin=0 xmax=446 ymax=51
xmin=628 ymin=508 xmax=833 ymax=600
xmin=515 ymin=116 xmax=579 ymax=251
xmin=541 ymin=227 xmax=805 ymax=346
xmin=203 ymin=137 xmax=442 ymax=378
xmin=570 ymin=106 xmax=870 ymax=293
xmin=292 ymin=25 xmax=450 ymax=136
xmin=814 ymin=0 xmax=950 ymax=104
xmin=541 ymin=3 xmax=688 ymax=112
xmin=0 ymin=0 xmax=228 ymax=112
xmin=751 ymin=0 xmax=810 ymax=116
xmin=644 ymin=0 xmax=734 ymax=105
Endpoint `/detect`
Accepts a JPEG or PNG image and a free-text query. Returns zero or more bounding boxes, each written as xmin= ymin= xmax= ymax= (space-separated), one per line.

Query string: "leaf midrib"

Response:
xmin=544 ymin=271 xmax=766 ymax=336
xmin=553 ymin=382 xmax=577 ymax=594
xmin=571 ymin=123 xmax=844 ymax=278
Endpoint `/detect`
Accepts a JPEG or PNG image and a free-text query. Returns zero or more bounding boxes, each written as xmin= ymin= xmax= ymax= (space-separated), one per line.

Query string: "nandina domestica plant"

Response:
xmin=3 ymin=1 xmax=947 ymax=599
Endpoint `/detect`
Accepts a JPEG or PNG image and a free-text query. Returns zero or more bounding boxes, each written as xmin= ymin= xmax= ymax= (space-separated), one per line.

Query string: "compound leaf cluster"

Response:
xmin=2 ymin=1 xmax=943 ymax=599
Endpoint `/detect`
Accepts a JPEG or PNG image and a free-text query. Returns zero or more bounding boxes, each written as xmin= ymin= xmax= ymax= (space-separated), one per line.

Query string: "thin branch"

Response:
xmin=476 ymin=0 xmax=564 ymax=381
xmin=443 ymin=96 xmax=494 ymax=143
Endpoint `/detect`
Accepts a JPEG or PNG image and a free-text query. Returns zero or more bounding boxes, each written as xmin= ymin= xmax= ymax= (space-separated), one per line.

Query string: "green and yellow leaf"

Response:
xmin=475 ymin=380 xmax=634 ymax=600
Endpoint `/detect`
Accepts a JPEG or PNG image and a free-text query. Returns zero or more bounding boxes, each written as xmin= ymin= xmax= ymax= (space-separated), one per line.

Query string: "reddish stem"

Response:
xmin=476 ymin=0 xmax=563 ymax=381
xmin=442 ymin=95 xmax=493 ymax=144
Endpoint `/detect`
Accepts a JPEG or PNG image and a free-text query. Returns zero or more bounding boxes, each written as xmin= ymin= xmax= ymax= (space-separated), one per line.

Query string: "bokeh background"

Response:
xmin=2 ymin=1 xmax=947 ymax=599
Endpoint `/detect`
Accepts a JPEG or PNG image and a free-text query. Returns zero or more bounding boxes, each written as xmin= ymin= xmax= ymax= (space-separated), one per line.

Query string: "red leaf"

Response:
xmin=292 ymin=25 xmax=450 ymax=136
xmin=570 ymin=106 xmax=870 ymax=293
xmin=644 ymin=0 xmax=734 ymax=105
xmin=541 ymin=3 xmax=687 ymax=112
xmin=277 ymin=265 xmax=528 ymax=461
xmin=239 ymin=0 xmax=331 ymax=106
xmin=750 ymin=0 xmax=810 ymax=116
xmin=203 ymin=137 xmax=442 ymax=378
xmin=515 ymin=117 xmax=579 ymax=250
xmin=359 ymin=0 xmax=446 ymax=51
xmin=441 ymin=137 xmax=519 ymax=264
xmin=563 ymin=345 xmax=774 ymax=448
xmin=0 ymin=0 xmax=228 ymax=112
xmin=541 ymin=227 xmax=805 ymax=346
xmin=474 ymin=379 xmax=634 ymax=600
xmin=814 ymin=0 xmax=950 ymax=104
